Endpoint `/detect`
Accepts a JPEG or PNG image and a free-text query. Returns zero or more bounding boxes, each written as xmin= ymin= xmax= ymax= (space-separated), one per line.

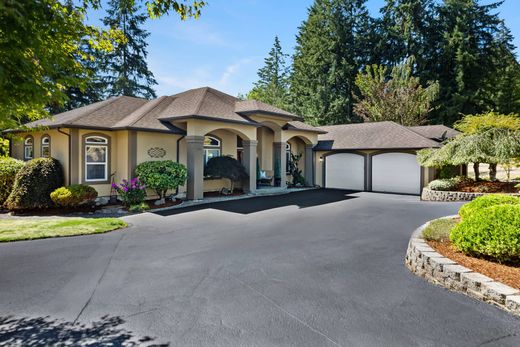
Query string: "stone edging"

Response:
xmin=405 ymin=216 xmax=520 ymax=316
xmin=421 ymin=188 xmax=519 ymax=202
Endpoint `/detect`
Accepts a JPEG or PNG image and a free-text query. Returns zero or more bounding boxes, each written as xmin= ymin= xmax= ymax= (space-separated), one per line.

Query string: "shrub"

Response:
xmin=437 ymin=165 xmax=459 ymax=179
xmin=450 ymin=204 xmax=520 ymax=263
xmin=0 ymin=157 xmax=24 ymax=205
xmin=50 ymin=184 xmax=98 ymax=208
xmin=135 ymin=160 xmax=187 ymax=199
xmin=427 ymin=178 xmax=457 ymax=191
xmin=112 ymin=178 xmax=146 ymax=207
xmin=422 ymin=218 xmax=459 ymax=242
xmin=458 ymin=194 xmax=520 ymax=220
xmin=129 ymin=202 xmax=150 ymax=213
xmin=5 ymin=158 xmax=64 ymax=210
xmin=205 ymin=156 xmax=248 ymax=192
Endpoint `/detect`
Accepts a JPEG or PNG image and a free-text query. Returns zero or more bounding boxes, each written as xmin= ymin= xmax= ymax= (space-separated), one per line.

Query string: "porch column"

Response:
xmin=304 ymin=144 xmax=314 ymax=187
xmin=242 ymin=140 xmax=257 ymax=194
xmin=273 ymin=142 xmax=287 ymax=188
xmin=186 ymin=135 xmax=204 ymax=200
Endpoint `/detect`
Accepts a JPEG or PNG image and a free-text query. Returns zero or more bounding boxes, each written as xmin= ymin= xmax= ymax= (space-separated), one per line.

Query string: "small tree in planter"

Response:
xmin=205 ymin=156 xmax=248 ymax=193
xmin=288 ymin=152 xmax=305 ymax=187
xmin=135 ymin=160 xmax=188 ymax=204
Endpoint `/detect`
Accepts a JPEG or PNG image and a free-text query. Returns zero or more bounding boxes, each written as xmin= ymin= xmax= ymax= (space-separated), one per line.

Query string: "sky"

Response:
xmin=87 ymin=0 xmax=520 ymax=98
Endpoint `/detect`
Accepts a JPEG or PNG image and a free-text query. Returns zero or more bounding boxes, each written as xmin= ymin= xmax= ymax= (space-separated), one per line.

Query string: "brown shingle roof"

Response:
xmin=235 ymin=100 xmax=302 ymax=120
xmin=282 ymin=121 xmax=327 ymax=134
xmin=408 ymin=125 xmax=460 ymax=141
xmin=315 ymin=121 xmax=440 ymax=151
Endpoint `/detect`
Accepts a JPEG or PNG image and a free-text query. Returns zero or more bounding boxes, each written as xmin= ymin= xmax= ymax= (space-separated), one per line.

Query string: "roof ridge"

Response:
xmin=193 ymin=87 xmax=210 ymax=115
xmin=67 ymin=97 xmax=121 ymax=124
xmin=112 ymin=96 xmax=167 ymax=128
xmin=387 ymin=121 xmax=440 ymax=146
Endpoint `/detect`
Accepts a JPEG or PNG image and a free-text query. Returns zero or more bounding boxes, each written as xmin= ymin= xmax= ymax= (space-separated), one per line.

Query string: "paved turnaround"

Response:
xmin=0 ymin=190 xmax=519 ymax=346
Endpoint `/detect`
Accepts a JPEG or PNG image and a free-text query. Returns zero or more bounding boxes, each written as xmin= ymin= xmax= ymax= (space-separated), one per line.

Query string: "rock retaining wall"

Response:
xmin=405 ymin=218 xmax=520 ymax=316
xmin=421 ymin=188 xmax=519 ymax=202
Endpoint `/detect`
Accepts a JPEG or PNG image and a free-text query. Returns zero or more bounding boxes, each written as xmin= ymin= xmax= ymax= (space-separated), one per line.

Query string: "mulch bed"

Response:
xmin=455 ymin=180 xmax=519 ymax=193
xmin=428 ymin=240 xmax=520 ymax=290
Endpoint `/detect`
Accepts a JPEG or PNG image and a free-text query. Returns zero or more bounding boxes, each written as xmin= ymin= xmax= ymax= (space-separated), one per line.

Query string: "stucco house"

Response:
xmin=6 ymin=86 xmax=458 ymax=198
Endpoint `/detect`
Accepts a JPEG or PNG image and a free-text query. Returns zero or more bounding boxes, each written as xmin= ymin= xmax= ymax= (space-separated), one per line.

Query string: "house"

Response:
xmin=6 ymin=86 xmax=454 ymax=198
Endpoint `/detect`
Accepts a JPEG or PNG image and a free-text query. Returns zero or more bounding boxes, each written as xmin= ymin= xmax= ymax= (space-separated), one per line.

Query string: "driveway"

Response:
xmin=0 ymin=189 xmax=519 ymax=346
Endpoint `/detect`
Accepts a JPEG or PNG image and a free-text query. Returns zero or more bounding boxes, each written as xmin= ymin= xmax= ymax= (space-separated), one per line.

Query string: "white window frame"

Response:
xmin=204 ymin=136 xmax=221 ymax=164
xmin=24 ymin=136 xmax=33 ymax=160
xmin=84 ymin=136 xmax=108 ymax=182
xmin=41 ymin=135 xmax=50 ymax=158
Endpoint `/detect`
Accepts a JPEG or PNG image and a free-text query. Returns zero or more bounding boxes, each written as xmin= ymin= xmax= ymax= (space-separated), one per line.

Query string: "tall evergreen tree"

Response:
xmin=247 ymin=36 xmax=290 ymax=109
xmin=102 ymin=0 xmax=157 ymax=99
xmin=290 ymin=0 xmax=373 ymax=125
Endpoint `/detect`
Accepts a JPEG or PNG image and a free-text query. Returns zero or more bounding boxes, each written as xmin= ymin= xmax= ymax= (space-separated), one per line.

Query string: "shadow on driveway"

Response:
xmin=154 ymin=188 xmax=359 ymax=216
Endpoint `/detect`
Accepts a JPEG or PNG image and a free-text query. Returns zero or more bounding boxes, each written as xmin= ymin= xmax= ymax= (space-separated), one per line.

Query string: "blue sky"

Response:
xmin=88 ymin=0 xmax=520 ymax=97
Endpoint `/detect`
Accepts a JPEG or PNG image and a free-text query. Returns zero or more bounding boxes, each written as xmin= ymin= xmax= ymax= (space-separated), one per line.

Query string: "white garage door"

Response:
xmin=325 ymin=153 xmax=365 ymax=190
xmin=371 ymin=153 xmax=421 ymax=195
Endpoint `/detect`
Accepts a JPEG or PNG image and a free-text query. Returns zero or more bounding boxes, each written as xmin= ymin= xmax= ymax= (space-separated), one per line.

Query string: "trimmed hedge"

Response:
xmin=450 ymin=204 xmax=520 ymax=263
xmin=135 ymin=160 xmax=187 ymax=199
xmin=458 ymin=194 xmax=520 ymax=220
xmin=0 ymin=157 xmax=24 ymax=205
xmin=5 ymin=158 xmax=64 ymax=210
xmin=50 ymin=184 xmax=98 ymax=208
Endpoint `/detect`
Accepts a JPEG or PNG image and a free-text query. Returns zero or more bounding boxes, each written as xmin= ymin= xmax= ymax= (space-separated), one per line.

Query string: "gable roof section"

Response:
xmin=235 ymin=100 xmax=302 ymax=120
xmin=315 ymin=121 xmax=440 ymax=151
xmin=408 ymin=124 xmax=460 ymax=142
xmin=282 ymin=121 xmax=327 ymax=134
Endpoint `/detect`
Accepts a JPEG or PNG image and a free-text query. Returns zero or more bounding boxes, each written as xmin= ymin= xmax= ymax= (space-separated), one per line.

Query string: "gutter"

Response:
xmin=57 ymin=128 xmax=71 ymax=185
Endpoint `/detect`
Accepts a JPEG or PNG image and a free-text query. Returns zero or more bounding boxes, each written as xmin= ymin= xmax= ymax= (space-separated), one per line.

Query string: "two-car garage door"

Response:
xmin=325 ymin=152 xmax=421 ymax=195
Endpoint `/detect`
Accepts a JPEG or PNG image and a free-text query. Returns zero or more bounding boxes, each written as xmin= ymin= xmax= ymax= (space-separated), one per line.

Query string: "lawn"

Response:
xmin=0 ymin=218 xmax=127 ymax=242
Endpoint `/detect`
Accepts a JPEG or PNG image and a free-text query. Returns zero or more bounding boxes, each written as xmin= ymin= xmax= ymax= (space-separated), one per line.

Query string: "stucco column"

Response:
xmin=242 ymin=140 xmax=257 ymax=194
xmin=304 ymin=144 xmax=314 ymax=187
xmin=273 ymin=142 xmax=287 ymax=188
xmin=186 ymin=135 xmax=204 ymax=200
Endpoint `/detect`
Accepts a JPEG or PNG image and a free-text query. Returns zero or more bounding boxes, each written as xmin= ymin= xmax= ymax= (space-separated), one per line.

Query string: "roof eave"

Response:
xmin=237 ymin=110 xmax=303 ymax=121
xmin=158 ymin=115 xmax=262 ymax=127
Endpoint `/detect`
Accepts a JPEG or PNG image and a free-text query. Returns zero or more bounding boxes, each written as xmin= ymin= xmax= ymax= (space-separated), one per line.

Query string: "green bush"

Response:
xmin=450 ymin=204 xmax=520 ymax=263
xmin=428 ymin=178 xmax=457 ymax=191
xmin=437 ymin=165 xmax=459 ymax=179
xmin=204 ymin=156 xmax=248 ymax=192
xmin=5 ymin=158 xmax=64 ymax=210
xmin=459 ymin=194 xmax=520 ymax=220
xmin=135 ymin=160 xmax=187 ymax=199
xmin=50 ymin=184 xmax=98 ymax=208
xmin=0 ymin=157 xmax=24 ymax=205
xmin=422 ymin=218 xmax=459 ymax=242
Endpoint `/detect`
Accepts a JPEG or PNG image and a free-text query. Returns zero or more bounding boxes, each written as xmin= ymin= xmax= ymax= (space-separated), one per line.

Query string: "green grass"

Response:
xmin=0 ymin=218 xmax=127 ymax=242
xmin=422 ymin=217 xmax=459 ymax=242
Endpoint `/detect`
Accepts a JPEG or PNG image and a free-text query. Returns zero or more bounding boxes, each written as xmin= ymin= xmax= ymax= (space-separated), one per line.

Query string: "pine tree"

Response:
xmin=247 ymin=36 xmax=290 ymax=109
xmin=102 ymin=0 xmax=157 ymax=99
xmin=290 ymin=0 xmax=372 ymax=125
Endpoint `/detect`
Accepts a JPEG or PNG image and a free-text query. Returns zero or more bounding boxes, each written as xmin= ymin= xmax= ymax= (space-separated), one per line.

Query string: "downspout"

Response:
xmin=57 ymin=128 xmax=71 ymax=185
xmin=175 ymin=135 xmax=185 ymax=196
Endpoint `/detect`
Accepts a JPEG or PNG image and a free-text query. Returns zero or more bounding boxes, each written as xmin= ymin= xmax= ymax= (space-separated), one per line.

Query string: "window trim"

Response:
xmin=40 ymin=134 xmax=51 ymax=158
xmin=24 ymin=135 xmax=34 ymax=161
xmin=82 ymin=133 xmax=111 ymax=184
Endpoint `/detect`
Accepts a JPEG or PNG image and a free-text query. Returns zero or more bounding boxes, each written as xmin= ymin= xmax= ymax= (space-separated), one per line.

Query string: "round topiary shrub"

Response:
xmin=5 ymin=158 xmax=64 ymax=210
xmin=458 ymin=194 xmax=520 ymax=220
xmin=450 ymin=204 xmax=520 ymax=263
xmin=50 ymin=184 xmax=98 ymax=208
xmin=0 ymin=157 xmax=24 ymax=205
xmin=135 ymin=160 xmax=187 ymax=199
xmin=427 ymin=178 xmax=457 ymax=191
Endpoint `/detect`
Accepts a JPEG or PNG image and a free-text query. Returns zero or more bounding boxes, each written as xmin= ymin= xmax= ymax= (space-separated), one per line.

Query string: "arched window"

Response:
xmin=84 ymin=135 xmax=108 ymax=182
xmin=285 ymin=143 xmax=291 ymax=173
xmin=41 ymin=135 xmax=50 ymax=158
xmin=24 ymin=136 xmax=33 ymax=160
xmin=204 ymin=136 xmax=221 ymax=164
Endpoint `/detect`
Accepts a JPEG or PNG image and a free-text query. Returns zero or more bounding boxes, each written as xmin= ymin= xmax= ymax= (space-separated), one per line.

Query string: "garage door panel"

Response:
xmin=325 ymin=153 xmax=365 ymax=190
xmin=371 ymin=153 xmax=420 ymax=195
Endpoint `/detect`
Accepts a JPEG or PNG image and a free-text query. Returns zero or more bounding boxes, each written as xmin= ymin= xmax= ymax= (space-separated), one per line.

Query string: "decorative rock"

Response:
xmin=482 ymin=282 xmax=519 ymax=305
xmin=154 ymin=198 xmax=166 ymax=206
xmin=421 ymin=188 xmax=519 ymax=202
xmin=505 ymin=295 xmax=520 ymax=312
xmin=95 ymin=196 xmax=110 ymax=206
xmin=460 ymin=272 xmax=493 ymax=291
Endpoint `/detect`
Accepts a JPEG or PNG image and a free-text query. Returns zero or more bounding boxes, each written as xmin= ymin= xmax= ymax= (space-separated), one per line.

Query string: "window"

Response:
xmin=204 ymin=136 xmax=221 ymax=164
xmin=236 ymin=137 xmax=243 ymax=163
xmin=286 ymin=143 xmax=291 ymax=174
xmin=24 ymin=136 xmax=33 ymax=160
xmin=41 ymin=136 xmax=50 ymax=158
xmin=85 ymin=136 xmax=108 ymax=182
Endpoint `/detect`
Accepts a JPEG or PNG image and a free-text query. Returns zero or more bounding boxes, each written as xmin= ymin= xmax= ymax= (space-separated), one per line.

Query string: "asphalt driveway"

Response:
xmin=0 ymin=189 xmax=519 ymax=346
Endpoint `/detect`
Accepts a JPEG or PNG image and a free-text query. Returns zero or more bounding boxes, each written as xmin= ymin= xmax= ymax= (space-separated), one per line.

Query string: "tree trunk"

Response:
xmin=489 ymin=163 xmax=497 ymax=181
xmin=473 ymin=162 xmax=480 ymax=181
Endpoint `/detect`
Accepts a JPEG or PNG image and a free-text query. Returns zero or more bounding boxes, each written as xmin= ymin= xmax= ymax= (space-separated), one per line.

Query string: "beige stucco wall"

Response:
xmin=257 ymin=127 xmax=274 ymax=173
xmin=184 ymin=119 xmax=257 ymax=141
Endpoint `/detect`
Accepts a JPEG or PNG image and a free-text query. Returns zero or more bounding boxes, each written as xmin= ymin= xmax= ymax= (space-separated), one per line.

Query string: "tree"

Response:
xmin=418 ymin=112 xmax=520 ymax=180
xmin=204 ymin=156 xmax=249 ymax=193
xmin=102 ymin=0 xmax=157 ymax=98
xmin=290 ymin=0 xmax=373 ymax=125
xmin=247 ymin=36 xmax=290 ymax=110
xmin=135 ymin=160 xmax=188 ymax=200
xmin=0 ymin=0 xmax=205 ymax=129
xmin=354 ymin=57 xmax=439 ymax=125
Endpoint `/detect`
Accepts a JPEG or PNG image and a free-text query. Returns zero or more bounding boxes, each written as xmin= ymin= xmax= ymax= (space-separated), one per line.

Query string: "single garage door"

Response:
xmin=325 ymin=153 xmax=365 ymax=190
xmin=371 ymin=152 xmax=420 ymax=195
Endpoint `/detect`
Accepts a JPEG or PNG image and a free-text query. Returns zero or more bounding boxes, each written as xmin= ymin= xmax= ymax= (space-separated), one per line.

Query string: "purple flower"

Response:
xmin=122 ymin=186 xmax=128 ymax=192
